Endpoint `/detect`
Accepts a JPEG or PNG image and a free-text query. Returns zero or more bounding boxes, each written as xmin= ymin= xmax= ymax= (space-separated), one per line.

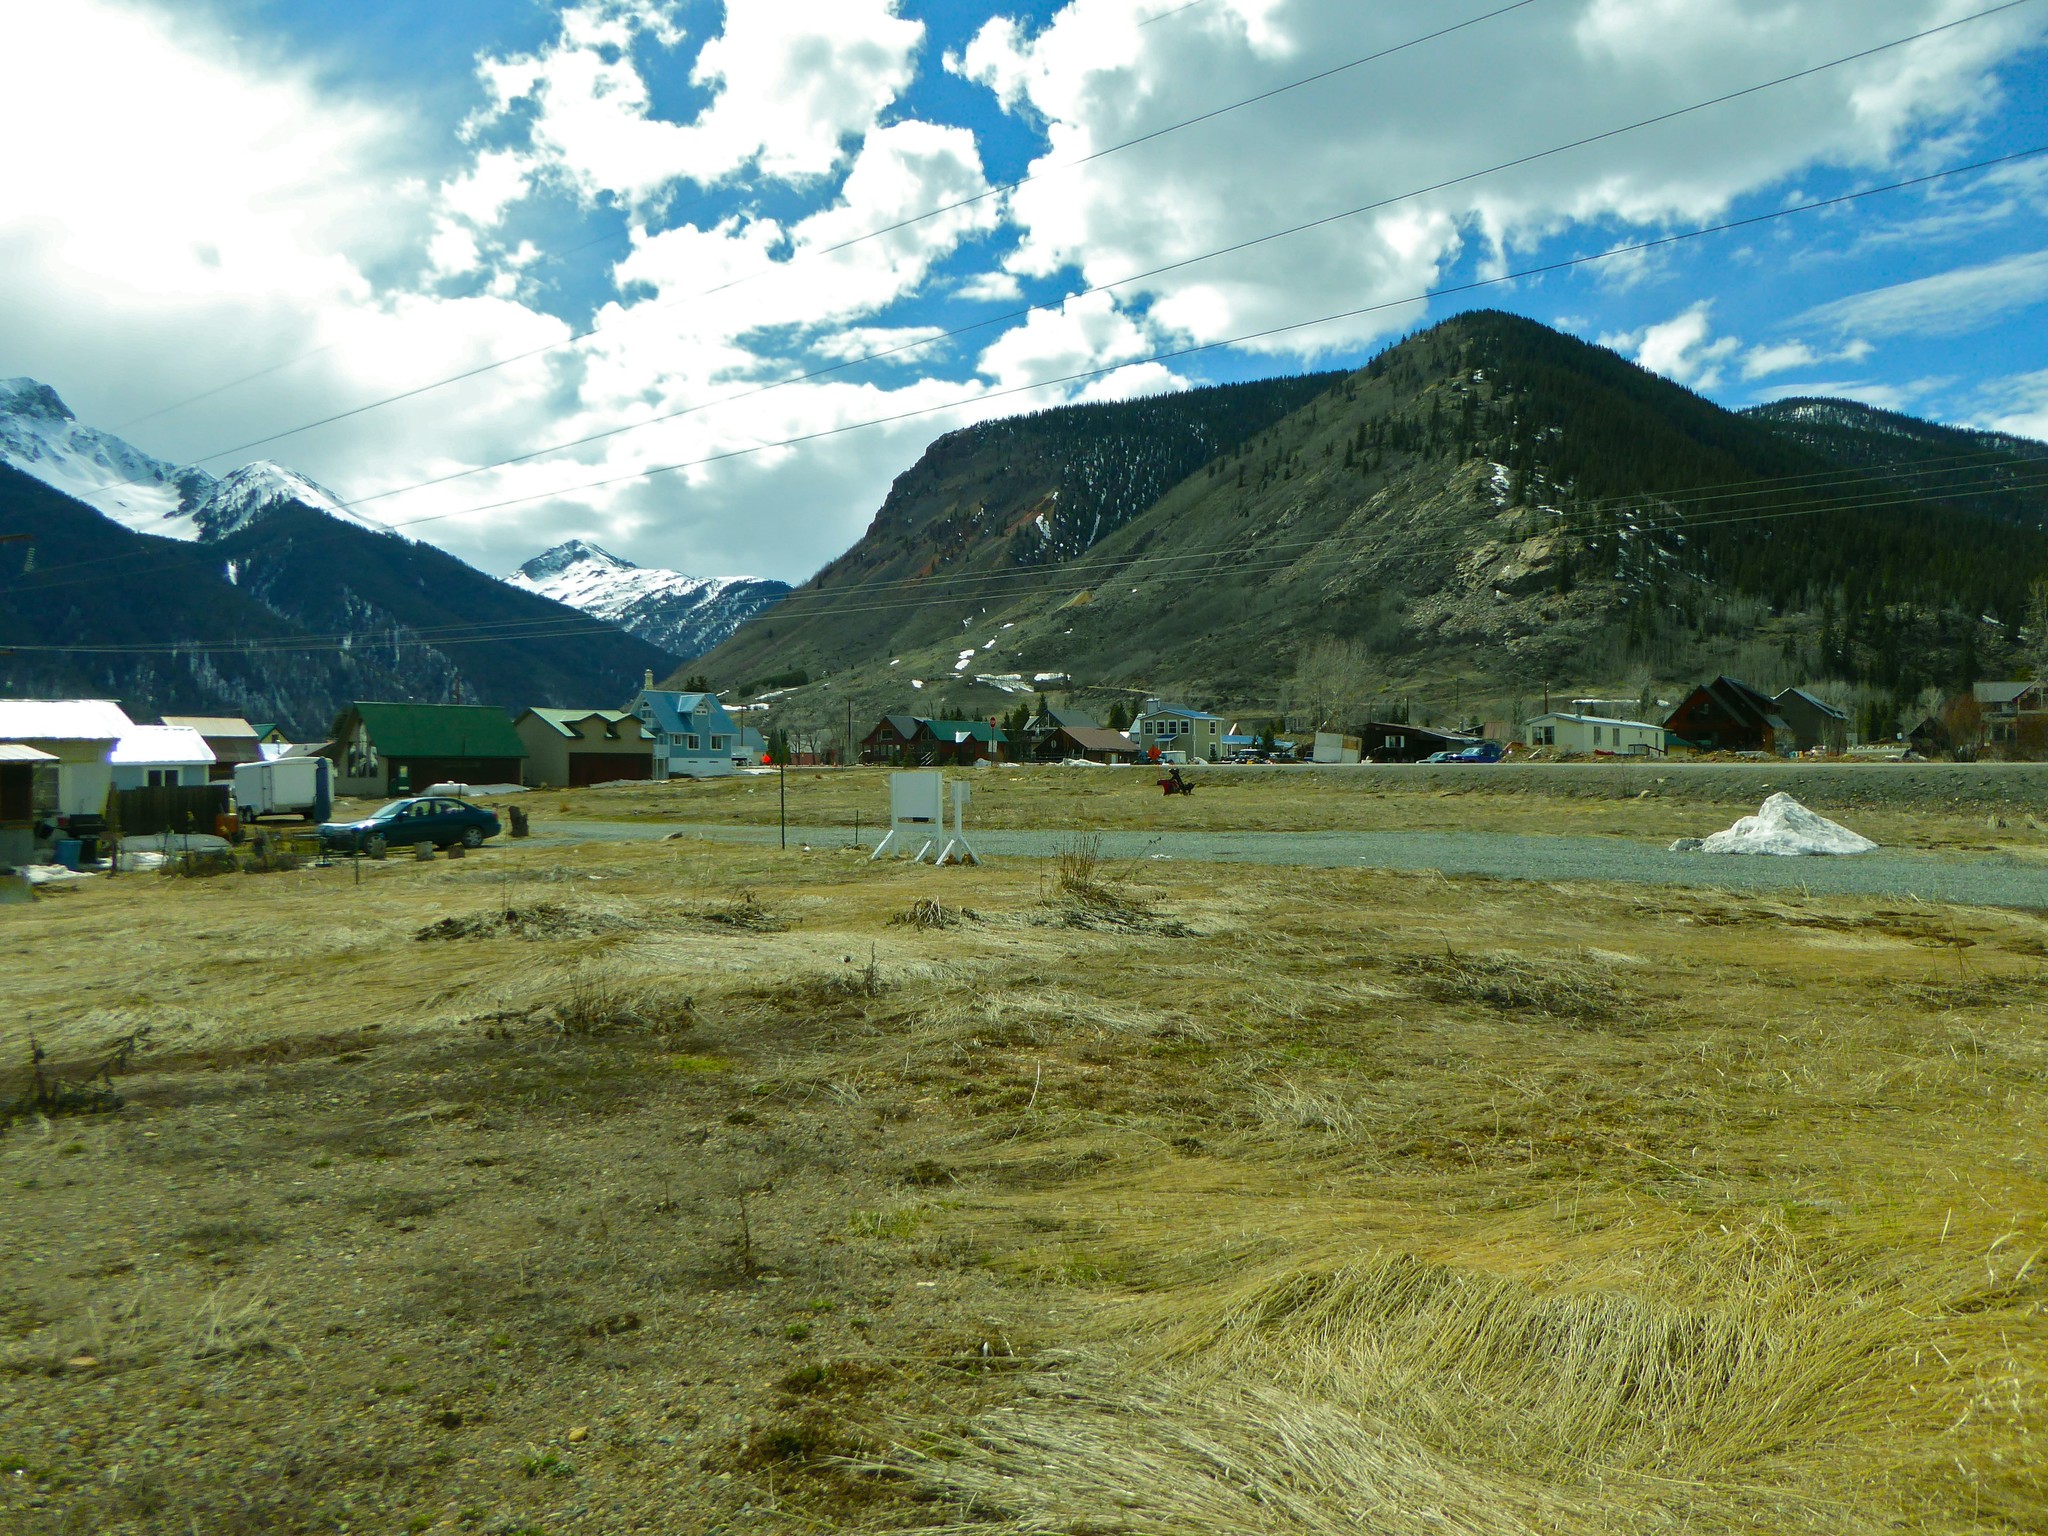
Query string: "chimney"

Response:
xmin=643 ymin=668 xmax=654 ymax=689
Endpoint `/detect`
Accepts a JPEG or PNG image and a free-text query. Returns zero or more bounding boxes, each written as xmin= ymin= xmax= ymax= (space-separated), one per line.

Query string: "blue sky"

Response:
xmin=3 ymin=0 xmax=2046 ymax=583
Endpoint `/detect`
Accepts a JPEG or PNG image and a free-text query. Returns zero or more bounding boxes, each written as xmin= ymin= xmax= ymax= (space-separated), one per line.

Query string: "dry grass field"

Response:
xmin=2 ymin=824 xmax=2045 ymax=1534
xmin=506 ymin=762 xmax=2048 ymax=856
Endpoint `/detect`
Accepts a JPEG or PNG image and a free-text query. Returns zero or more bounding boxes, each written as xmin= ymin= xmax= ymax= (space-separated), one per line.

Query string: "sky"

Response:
xmin=2 ymin=0 xmax=2046 ymax=585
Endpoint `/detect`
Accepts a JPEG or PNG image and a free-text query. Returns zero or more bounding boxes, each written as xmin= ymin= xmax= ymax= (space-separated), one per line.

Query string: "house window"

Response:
xmin=710 ymin=735 xmax=727 ymax=750
xmin=1593 ymin=726 xmax=1603 ymax=745
xmin=684 ymin=734 xmax=700 ymax=750
xmin=147 ymin=768 xmax=173 ymax=788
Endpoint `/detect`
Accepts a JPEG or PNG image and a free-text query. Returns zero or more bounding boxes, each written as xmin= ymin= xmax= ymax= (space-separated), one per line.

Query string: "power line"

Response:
xmin=123 ymin=1 xmax=1551 ymax=471
xmin=338 ymin=0 xmax=2042 ymax=519
xmin=362 ymin=145 xmax=2048 ymax=534
xmin=10 ymin=144 xmax=2045 ymax=599
xmin=42 ymin=0 xmax=2038 ymax=560
xmin=12 ymin=459 xmax=2044 ymax=657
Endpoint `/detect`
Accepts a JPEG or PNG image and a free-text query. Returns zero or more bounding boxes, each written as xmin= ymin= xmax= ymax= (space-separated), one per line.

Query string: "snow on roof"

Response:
xmin=111 ymin=725 xmax=215 ymax=766
xmin=0 ymin=743 xmax=58 ymax=763
xmin=522 ymin=707 xmax=644 ymax=738
xmin=1528 ymin=713 xmax=1661 ymax=728
xmin=0 ymin=699 xmax=135 ymax=741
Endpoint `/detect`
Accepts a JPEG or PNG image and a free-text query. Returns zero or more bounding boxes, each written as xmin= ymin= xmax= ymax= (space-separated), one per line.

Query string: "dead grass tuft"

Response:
xmin=415 ymin=900 xmax=636 ymax=941
xmin=697 ymin=890 xmax=789 ymax=932
xmin=1386 ymin=948 xmax=1627 ymax=1020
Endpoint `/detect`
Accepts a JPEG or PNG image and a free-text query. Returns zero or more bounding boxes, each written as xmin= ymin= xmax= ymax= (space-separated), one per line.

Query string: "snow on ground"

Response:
xmin=1695 ymin=794 xmax=1877 ymax=856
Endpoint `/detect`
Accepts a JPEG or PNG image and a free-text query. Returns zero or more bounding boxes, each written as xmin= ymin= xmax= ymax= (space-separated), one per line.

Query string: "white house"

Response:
xmin=1522 ymin=712 xmax=1665 ymax=756
xmin=110 ymin=725 xmax=217 ymax=790
xmin=0 ymin=699 xmax=134 ymax=815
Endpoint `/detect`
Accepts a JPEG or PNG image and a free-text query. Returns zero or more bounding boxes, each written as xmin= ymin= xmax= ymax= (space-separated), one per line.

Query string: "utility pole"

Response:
xmin=779 ymin=748 xmax=787 ymax=850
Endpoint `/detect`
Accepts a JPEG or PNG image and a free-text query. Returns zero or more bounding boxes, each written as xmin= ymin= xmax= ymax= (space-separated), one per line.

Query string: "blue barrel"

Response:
xmin=52 ymin=838 xmax=82 ymax=869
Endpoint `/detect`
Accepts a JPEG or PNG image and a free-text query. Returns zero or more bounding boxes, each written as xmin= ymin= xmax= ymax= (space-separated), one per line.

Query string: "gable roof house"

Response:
xmin=1131 ymin=701 xmax=1226 ymax=762
xmin=1771 ymin=688 xmax=1850 ymax=754
xmin=1020 ymin=705 xmax=1101 ymax=760
xmin=919 ymin=719 xmax=1010 ymax=765
xmin=161 ymin=716 xmax=263 ymax=778
xmin=0 ymin=699 xmax=135 ymax=817
xmin=328 ymin=702 xmax=528 ymax=797
xmin=1663 ymin=676 xmax=1791 ymax=755
xmin=1971 ymin=679 xmax=2047 ymax=750
xmin=1048 ymin=725 xmax=1140 ymax=763
xmin=861 ymin=714 xmax=927 ymax=765
xmin=514 ymin=709 xmax=655 ymax=788
xmin=110 ymin=725 xmax=216 ymax=791
xmin=624 ymin=677 xmax=740 ymax=778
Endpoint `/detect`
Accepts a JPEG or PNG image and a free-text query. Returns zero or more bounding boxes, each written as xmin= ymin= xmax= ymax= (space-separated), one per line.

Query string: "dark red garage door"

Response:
xmin=567 ymin=754 xmax=653 ymax=786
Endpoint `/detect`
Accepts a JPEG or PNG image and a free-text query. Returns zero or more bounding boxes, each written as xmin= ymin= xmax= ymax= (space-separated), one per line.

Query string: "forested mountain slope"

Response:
xmin=0 ymin=465 xmax=678 ymax=734
xmin=697 ymin=372 xmax=1341 ymax=683
xmin=689 ymin=313 xmax=2048 ymax=726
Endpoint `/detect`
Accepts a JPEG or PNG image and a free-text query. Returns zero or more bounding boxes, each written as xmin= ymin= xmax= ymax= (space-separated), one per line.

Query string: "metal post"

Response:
xmin=779 ymin=753 xmax=786 ymax=850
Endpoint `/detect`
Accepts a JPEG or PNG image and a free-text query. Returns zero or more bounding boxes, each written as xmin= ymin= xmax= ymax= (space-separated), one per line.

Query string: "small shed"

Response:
xmin=515 ymin=708 xmax=655 ymax=788
xmin=330 ymin=702 xmax=528 ymax=797
xmin=110 ymin=725 xmax=216 ymax=790
xmin=0 ymin=743 xmax=57 ymax=866
xmin=1663 ymin=677 xmax=1789 ymax=755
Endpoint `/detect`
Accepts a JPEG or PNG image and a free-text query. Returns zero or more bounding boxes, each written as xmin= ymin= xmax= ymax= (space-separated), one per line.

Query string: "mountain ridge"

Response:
xmin=685 ymin=312 xmax=2048 ymax=735
xmin=508 ymin=538 xmax=788 ymax=662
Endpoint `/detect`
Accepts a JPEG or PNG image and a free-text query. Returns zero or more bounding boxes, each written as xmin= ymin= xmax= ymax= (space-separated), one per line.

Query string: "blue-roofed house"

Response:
xmin=625 ymin=672 xmax=742 ymax=779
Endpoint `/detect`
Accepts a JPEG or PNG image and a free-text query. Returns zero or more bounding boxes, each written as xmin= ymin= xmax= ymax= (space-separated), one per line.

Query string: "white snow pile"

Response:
xmin=1691 ymin=793 xmax=1878 ymax=856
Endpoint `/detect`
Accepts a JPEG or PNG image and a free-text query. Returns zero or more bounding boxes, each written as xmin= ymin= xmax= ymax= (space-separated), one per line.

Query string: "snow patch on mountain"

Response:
xmin=508 ymin=539 xmax=787 ymax=661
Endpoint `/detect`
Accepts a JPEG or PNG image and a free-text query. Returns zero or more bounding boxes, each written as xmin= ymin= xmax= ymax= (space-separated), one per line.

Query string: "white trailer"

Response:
xmin=1312 ymin=732 xmax=1362 ymax=764
xmin=233 ymin=756 xmax=332 ymax=823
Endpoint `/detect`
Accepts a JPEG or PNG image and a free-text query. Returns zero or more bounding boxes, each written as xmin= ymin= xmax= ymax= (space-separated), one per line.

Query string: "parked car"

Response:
xmin=1422 ymin=742 xmax=1505 ymax=764
xmin=318 ymin=795 xmax=501 ymax=855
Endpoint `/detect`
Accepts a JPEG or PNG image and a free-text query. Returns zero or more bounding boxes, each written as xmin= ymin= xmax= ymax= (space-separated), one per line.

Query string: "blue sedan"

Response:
xmin=318 ymin=796 xmax=501 ymax=856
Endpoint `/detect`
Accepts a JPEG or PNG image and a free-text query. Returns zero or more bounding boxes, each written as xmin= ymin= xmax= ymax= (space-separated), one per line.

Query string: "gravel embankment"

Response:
xmin=536 ymin=820 xmax=2048 ymax=910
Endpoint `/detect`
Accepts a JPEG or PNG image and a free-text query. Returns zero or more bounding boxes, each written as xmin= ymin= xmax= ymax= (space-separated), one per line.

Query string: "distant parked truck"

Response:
xmin=233 ymin=756 xmax=332 ymax=824
xmin=1312 ymin=732 xmax=1363 ymax=764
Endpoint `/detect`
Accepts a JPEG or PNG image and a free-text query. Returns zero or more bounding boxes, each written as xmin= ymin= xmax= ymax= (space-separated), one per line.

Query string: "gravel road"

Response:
xmin=535 ymin=819 xmax=2048 ymax=910
xmin=1211 ymin=760 xmax=2048 ymax=816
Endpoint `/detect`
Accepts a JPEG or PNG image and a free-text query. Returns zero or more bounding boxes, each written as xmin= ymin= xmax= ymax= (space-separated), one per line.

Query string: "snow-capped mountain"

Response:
xmin=188 ymin=461 xmax=393 ymax=540
xmin=0 ymin=376 xmax=216 ymax=537
xmin=0 ymin=377 xmax=393 ymax=541
xmin=508 ymin=539 xmax=788 ymax=662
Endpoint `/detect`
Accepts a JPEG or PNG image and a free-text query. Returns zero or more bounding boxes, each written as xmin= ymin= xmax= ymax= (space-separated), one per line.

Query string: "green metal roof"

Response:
xmin=353 ymin=701 xmax=526 ymax=760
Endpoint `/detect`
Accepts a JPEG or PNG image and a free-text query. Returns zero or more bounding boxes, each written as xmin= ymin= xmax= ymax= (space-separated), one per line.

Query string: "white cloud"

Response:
xmin=1972 ymin=368 xmax=2048 ymax=441
xmin=1629 ymin=303 xmax=1740 ymax=389
xmin=1740 ymin=336 xmax=1873 ymax=379
xmin=0 ymin=0 xmax=572 ymax=496
xmin=1800 ymin=248 xmax=2048 ymax=337
xmin=954 ymin=0 xmax=2046 ymax=371
xmin=954 ymin=270 xmax=1024 ymax=303
xmin=976 ymin=290 xmax=1153 ymax=392
xmin=467 ymin=0 xmax=923 ymax=214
